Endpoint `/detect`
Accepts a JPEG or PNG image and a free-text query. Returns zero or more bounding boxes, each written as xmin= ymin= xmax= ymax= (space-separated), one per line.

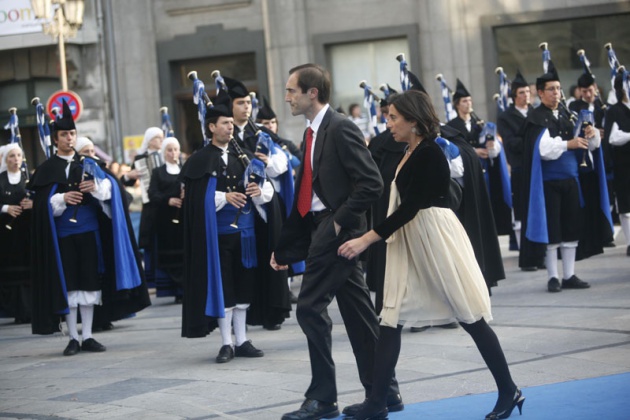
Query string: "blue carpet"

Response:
xmin=340 ymin=372 xmax=630 ymax=419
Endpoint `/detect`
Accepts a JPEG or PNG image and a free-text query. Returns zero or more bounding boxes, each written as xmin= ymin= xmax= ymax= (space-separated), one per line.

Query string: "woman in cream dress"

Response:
xmin=338 ymin=91 xmax=523 ymax=420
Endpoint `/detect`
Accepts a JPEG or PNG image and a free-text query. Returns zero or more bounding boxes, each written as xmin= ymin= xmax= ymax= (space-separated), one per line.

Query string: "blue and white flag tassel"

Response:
xmin=35 ymin=102 xmax=51 ymax=158
xmin=542 ymin=50 xmax=551 ymax=73
xmin=363 ymin=83 xmax=379 ymax=136
xmin=192 ymin=78 xmax=209 ymax=145
xmin=399 ymin=59 xmax=410 ymax=92
xmin=498 ymin=70 xmax=510 ymax=111
xmin=250 ymin=94 xmax=259 ymax=122
xmin=4 ymin=113 xmax=19 ymax=143
xmin=161 ymin=111 xmax=175 ymax=138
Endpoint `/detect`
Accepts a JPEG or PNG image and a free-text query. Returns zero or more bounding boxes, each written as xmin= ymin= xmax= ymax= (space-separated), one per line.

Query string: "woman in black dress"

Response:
xmin=148 ymin=137 xmax=184 ymax=302
xmin=0 ymin=144 xmax=32 ymax=323
xmin=338 ymin=91 xmax=523 ymax=420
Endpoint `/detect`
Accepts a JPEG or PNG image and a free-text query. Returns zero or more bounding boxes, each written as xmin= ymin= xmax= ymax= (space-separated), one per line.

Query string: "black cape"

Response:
xmin=179 ymin=144 xmax=289 ymax=337
xmin=28 ymin=155 xmax=150 ymax=335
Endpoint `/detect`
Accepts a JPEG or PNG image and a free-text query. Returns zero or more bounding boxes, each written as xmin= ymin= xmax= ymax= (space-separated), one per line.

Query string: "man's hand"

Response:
xmin=7 ymin=205 xmax=23 ymax=218
xmin=254 ymin=152 xmax=269 ymax=164
xmin=226 ymin=191 xmax=248 ymax=208
xmin=64 ymin=191 xmax=83 ymax=205
xmin=20 ymin=198 xmax=33 ymax=210
xmin=567 ymin=137 xmax=589 ymax=150
xmin=245 ymin=182 xmax=261 ymax=198
xmin=475 ymin=148 xmax=489 ymax=159
xmin=168 ymin=197 xmax=183 ymax=208
xmin=79 ymin=180 xmax=96 ymax=193
xmin=584 ymin=125 xmax=597 ymax=139
xmin=270 ymin=252 xmax=288 ymax=271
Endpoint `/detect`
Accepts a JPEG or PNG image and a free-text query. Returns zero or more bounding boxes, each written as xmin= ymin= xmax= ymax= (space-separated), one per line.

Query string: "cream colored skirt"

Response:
xmin=380 ymin=183 xmax=492 ymax=328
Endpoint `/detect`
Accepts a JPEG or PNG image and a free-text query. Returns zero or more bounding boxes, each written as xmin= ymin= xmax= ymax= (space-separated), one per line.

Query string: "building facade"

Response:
xmin=1 ymin=0 xmax=628 ymax=163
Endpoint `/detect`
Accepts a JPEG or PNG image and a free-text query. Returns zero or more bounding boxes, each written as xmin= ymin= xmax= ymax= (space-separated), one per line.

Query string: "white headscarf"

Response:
xmin=160 ymin=137 xmax=180 ymax=156
xmin=137 ymin=127 xmax=164 ymax=155
xmin=0 ymin=143 xmax=23 ymax=173
xmin=75 ymin=136 xmax=94 ymax=155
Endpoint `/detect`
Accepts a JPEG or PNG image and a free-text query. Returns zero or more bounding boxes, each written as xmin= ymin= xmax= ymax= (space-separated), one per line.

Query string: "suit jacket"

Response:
xmin=274 ymin=107 xmax=383 ymax=265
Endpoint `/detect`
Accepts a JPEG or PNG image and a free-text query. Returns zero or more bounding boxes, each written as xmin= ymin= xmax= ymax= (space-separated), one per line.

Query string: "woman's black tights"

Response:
xmin=365 ymin=324 xmax=403 ymax=411
xmin=460 ymin=318 xmax=517 ymax=412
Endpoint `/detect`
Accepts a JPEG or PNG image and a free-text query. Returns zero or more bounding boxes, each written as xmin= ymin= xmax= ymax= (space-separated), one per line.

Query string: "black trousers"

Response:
xmin=296 ymin=211 xmax=399 ymax=403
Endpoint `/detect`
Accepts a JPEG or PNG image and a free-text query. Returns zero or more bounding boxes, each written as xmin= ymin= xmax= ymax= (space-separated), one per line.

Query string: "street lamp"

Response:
xmin=31 ymin=0 xmax=85 ymax=91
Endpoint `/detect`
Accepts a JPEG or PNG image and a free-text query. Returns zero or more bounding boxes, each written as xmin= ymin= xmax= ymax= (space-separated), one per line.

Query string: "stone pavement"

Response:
xmin=1 ymin=235 xmax=629 ymax=419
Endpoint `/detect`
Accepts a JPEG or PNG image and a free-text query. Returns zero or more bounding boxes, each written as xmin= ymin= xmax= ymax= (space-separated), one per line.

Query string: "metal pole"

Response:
xmin=57 ymin=7 xmax=68 ymax=91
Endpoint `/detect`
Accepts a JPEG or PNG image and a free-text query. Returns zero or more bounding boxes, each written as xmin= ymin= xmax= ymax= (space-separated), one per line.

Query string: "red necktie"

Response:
xmin=297 ymin=127 xmax=314 ymax=217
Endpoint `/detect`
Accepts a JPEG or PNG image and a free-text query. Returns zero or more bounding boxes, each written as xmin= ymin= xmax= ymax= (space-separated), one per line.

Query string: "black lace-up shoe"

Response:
xmin=63 ymin=339 xmax=80 ymax=356
xmin=81 ymin=338 xmax=106 ymax=352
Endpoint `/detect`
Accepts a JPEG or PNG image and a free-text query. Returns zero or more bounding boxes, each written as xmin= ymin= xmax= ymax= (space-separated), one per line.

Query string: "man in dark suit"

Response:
xmin=271 ymin=63 xmax=401 ymax=420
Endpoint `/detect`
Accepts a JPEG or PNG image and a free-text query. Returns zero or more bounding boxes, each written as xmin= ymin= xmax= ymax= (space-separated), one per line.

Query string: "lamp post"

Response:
xmin=31 ymin=0 xmax=85 ymax=91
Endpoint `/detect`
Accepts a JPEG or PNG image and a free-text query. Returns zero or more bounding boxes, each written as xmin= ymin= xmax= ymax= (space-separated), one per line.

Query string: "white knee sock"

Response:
xmin=65 ymin=307 xmax=79 ymax=341
xmin=621 ymin=213 xmax=630 ymax=246
xmin=79 ymin=305 xmax=94 ymax=340
xmin=560 ymin=244 xmax=577 ymax=280
xmin=513 ymin=220 xmax=522 ymax=250
xmin=233 ymin=306 xmax=249 ymax=346
xmin=545 ymin=244 xmax=560 ymax=279
xmin=217 ymin=309 xmax=234 ymax=346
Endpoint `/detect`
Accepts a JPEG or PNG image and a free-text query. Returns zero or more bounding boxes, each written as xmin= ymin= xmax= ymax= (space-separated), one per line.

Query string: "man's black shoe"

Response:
xmin=562 ymin=275 xmax=590 ymax=289
xmin=343 ymin=393 xmax=404 ymax=416
xmin=234 ymin=340 xmax=264 ymax=357
xmin=520 ymin=266 xmax=538 ymax=272
xmin=282 ymin=399 xmax=339 ymax=420
xmin=626 ymin=245 xmax=630 ymax=256
xmin=435 ymin=321 xmax=458 ymax=329
xmin=603 ymin=241 xmax=616 ymax=248
xmin=81 ymin=338 xmax=106 ymax=352
xmin=343 ymin=393 xmax=403 ymax=416
xmin=409 ymin=325 xmax=429 ymax=333
xmin=547 ymin=277 xmax=561 ymax=293
xmin=215 ymin=345 xmax=234 ymax=363
xmin=63 ymin=339 xmax=80 ymax=356
xmin=263 ymin=324 xmax=281 ymax=331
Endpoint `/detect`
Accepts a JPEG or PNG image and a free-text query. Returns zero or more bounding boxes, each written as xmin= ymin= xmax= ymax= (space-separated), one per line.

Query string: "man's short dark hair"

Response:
xmin=289 ymin=63 xmax=331 ymax=104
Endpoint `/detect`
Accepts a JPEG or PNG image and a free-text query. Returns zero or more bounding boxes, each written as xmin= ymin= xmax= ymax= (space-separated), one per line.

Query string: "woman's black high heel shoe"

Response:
xmin=485 ymin=388 xmax=525 ymax=419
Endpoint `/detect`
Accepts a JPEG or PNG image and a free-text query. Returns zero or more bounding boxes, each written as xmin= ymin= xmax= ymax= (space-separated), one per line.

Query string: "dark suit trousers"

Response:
xmin=296 ymin=212 xmax=398 ymax=403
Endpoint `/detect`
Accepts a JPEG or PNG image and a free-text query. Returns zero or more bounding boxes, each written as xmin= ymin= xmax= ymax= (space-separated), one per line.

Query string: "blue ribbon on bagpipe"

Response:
xmin=435 ymin=136 xmax=460 ymax=161
xmin=438 ymin=77 xmax=456 ymax=122
xmin=399 ymin=59 xmax=410 ymax=92
xmin=192 ymin=77 xmax=209 ymax=145
xmin=255 ymin=132 xmax=295 ymax=217
xmin=363 ymin=83 xmax=379 ymax=135
xmin=480 ymin=122 xmax=512 ymax=209
xmin=35 ymin=102 xmax=51 ymax=158
xmin=250 ymin=94 xmax=259 ymax=121
xmin=4 ymin=112 xmax=19 ymax=143
xmin=542 ymin=49 xmax=551 ymax=74
xmin=161 ymin=110 xmax=175 ymax=138
xmin=497 ymin=70 xmax=510 ymax=112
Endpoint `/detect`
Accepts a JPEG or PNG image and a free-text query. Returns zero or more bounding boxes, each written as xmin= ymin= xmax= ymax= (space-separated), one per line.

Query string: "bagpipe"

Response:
xmin=359 ymin=80 xmax=381 ymax=135
xmin=68 ymin=152 xmax=106 ymax=224
xmin=188 ymin=69 xmax=266 ymax=228
xmin=494 ymin=67 xmax=511 ymax=112
xmin=210 ymin=69 xmax=282 ymax=163
xmin=538 ymin=42 xmax=577 ymax=124
xmin=435 ymin=73 xmax=482 ymax=124
xmin=605 ymin=43 xmax=629 ymax=102
xmin=576 ymin=48 xmax=607 ymax=111
xmin=31 ymin=97 xmax=53 ymax=159
xmin=160 ymin=106 xmax=175 ymax=138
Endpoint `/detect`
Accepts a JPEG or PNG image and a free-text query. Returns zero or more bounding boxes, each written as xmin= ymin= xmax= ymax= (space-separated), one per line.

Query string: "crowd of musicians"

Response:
xmin=0 ymin=47 xmax=628 ymax=374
